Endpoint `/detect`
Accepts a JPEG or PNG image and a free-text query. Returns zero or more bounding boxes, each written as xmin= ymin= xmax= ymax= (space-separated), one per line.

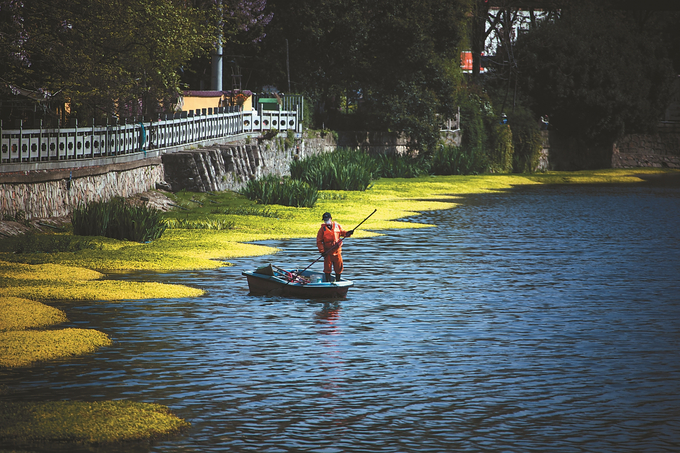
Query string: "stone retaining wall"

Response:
xmin=0 ymin=162 xmax=164 ymax=220
xmin=162 ymin=134 xmax=336 ymax=193
xmin=162 ymin=143 xmax=289 ymax=193
xmin=0 ymin=134 xmax=337 ymax=220
xmin=612 ymin=133 xmax=680 ymax=168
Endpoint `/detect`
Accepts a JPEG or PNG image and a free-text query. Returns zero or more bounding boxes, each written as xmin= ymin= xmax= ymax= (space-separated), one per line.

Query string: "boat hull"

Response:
xmin=242 ymin=270 xmax=352 ymax=298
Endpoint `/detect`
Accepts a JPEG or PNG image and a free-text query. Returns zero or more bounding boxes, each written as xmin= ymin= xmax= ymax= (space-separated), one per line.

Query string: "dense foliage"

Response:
xmin=512 ymin=2 xmax=675 ymax=168
xmin=72 ymin=197 xmax=167 ymax=242
xmin=508 ymin=107 xmax=544 ymax=173
xmin=3 ymin=0 xmax=677 ymax=168
xmin=250 ymin=0 xmax=469 ymax=152
xmin=0 ymin=0 xmax=260 ymax=122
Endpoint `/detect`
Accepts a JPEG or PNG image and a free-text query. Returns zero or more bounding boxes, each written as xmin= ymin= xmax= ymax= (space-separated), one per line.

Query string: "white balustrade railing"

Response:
xmin=1 ymin=102 xmax=302 ymax=165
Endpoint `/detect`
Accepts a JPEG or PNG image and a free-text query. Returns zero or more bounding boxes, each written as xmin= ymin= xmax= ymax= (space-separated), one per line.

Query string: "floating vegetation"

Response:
xmin=317 ymin=192 xmax=347 ymax=201
xmin=0 ymin=297 xmax=68 ymax=332
xmin=0 ymin=260 xmax=204 ymax=301
xmin=1 ymin=279 xmax=205 ymax=301
xmin=0 ymin=328 xmax=111 ymax=368
xmin=0 ymin=261 xmax=103 ymax=282
xmin=0 ymin=400 xmax=190 ymax=445
xmin=164 ymin=218 xmax=235 ymax=230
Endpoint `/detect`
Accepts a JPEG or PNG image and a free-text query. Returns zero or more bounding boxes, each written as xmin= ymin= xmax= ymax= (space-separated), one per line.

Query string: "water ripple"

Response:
xmin=2 ymin=184 xmax=680 ymax=452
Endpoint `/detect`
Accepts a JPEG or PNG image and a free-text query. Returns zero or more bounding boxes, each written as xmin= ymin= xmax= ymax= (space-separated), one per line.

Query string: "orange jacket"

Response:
xmin=316 ymin=221 xmax=348 ymax=256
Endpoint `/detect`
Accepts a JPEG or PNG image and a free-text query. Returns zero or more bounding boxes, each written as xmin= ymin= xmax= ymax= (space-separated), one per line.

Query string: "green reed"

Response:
xmin=72 ymin=197 xmax=167 ymax=242
xmin=430 ymin=144 xmax=483 ymax=175
xmin=239 ymin=175 xmax=319 ymax=207
xmin=290 ymin=148 xmax=377 ymax=191
xmin=164 ymin=218 xmax=235 ymax=230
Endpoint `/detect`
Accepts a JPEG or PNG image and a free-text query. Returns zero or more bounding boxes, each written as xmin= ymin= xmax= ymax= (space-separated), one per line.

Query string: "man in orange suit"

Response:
xmin=316 ymin=212 xmax=353 ymax=282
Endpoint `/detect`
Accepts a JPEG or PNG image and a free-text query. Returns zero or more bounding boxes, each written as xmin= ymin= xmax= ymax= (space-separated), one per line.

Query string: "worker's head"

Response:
xmin=322 ymin=212 xmax=332 ymax=225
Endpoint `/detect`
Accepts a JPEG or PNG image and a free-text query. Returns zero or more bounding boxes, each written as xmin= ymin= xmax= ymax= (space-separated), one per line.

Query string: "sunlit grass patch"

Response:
xmin=0 ymin=400 xmax=189 ymax=445
xmin=0 ymin=297 xmax=67 ymax=332
xmin=0 ymin=328 xmax=111 ymax=368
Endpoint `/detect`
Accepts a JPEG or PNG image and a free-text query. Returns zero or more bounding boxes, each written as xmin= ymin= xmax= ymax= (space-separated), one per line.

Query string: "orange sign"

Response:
xmin=461 ymin=51 xmax=486 ymax=74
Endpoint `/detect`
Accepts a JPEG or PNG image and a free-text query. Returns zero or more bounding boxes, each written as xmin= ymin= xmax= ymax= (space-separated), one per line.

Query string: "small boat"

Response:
xmin=242 ymin=264 xmax=353 ymax=298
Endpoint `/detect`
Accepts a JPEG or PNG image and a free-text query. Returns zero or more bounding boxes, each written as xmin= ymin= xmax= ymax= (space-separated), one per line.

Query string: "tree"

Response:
xmin=513 ymin=1 xmax=675 ymax=169
xmin=1 ymin=0 xmax=215 ymax=122
xmin=255 ymin=0 xmax=469 ymax=152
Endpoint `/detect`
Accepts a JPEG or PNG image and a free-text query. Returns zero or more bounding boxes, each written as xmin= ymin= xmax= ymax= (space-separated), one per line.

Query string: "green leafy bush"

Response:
xmin=72 ymin=197 xmax=166 ymax=242
xmin=240 ymin=175 xmax=318 ymax=207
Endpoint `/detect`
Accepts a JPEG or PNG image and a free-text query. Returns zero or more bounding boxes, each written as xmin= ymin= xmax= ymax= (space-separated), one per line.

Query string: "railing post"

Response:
xmin=91 ymin=119 xmax=95 ymax=158
xmin=18 ymin=119 xmax=24 ymax=162
xmin=38 ymin=119 xmax=44 ymax=161
xmin=115 ymin=118 xmax=120 ymax=156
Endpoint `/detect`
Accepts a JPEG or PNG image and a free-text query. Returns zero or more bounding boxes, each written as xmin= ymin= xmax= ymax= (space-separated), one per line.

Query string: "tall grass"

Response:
xmin=164 ymin=218 xmax=235 ymax=230
xmin=373 ymin=154 xmax=429 ymax=178
xmin=72 ymin=197 xmax=167 ymax=242
xmin=290 ymin=148 xmax=377 ymax=191
xmin=430 ymin=144 xmax=483 ymax=175
xmin=239 ymin=175 xmax=318 ymax=207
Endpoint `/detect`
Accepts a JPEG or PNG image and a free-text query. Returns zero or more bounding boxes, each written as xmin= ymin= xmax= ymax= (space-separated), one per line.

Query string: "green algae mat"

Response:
xmin=0 ymin=401 xmax=190 ymax=445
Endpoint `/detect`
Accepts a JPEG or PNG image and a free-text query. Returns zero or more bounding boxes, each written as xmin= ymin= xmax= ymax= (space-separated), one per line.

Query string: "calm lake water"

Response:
xmin=2 ymin=180 xmax=680 ymax=452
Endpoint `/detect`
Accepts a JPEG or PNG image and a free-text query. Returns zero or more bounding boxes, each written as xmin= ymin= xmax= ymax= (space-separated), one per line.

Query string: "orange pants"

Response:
xmin=323 ymin=253 xmax=343 ymax=275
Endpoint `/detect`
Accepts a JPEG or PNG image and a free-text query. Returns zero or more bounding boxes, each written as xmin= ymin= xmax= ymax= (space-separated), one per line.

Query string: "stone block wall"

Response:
xmin=0 ymin=162 xmax=164 ymax=220
xmin=162 ymin=135 xmax=335 ymax=193
xmin=612 ymin=133 xmax=680 ymax=169
xmin=163 ymin=143 xmax=295 ymax=193
xmin=537 ymin=131 xmax=550 ymax=171
xmin=0 ymin=135 xmax=335 ymax=220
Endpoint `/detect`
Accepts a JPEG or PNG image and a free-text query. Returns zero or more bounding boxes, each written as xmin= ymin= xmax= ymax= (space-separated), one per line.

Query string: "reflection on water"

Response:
xmin=1 ymin=183 xmax=680 ymax=452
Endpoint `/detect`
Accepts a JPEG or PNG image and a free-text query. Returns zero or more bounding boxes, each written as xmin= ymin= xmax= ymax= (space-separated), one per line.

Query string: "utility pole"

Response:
xmin=286 ymin=39 xmax=291 ymax=93
xmin=211 ymin=0 xmax=223 ymax=91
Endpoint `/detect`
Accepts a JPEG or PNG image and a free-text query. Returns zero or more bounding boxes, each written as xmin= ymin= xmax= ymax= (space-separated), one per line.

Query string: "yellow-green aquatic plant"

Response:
xmin=0 ymin=260 xmax=204 ymax=300
xmin=0 ymin=297 xmax=68 ymax=331
xmin=0 ymin=328 xmax=111 ymax=368
xmin=0 ymin=401 xmax=189 ymax=445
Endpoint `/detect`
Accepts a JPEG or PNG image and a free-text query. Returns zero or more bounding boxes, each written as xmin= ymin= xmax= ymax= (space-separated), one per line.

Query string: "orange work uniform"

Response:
xmin=316 ymin=221 xmax=350 ymax=275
